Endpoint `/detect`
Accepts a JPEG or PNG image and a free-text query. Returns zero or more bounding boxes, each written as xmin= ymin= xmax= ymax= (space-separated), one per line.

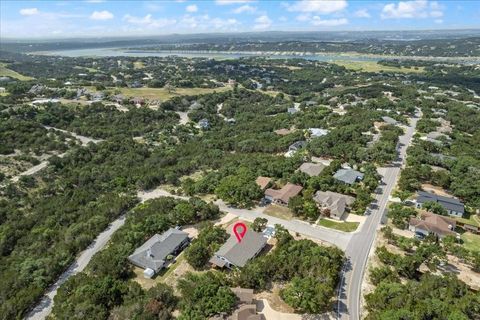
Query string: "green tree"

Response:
xmin=281 ymin=276 xmax=333 ymax=313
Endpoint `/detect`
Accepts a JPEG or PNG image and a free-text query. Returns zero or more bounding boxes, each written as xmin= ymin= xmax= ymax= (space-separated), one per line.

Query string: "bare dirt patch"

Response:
xmin=421 ymin=184 xmax=452 ymax=197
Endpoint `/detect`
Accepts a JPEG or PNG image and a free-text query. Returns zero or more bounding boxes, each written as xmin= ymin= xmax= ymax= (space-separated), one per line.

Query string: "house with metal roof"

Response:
xmin=333 ymin=168 xmax=364 ymax=185
xmin=128 ymin=228 xmax=189 ymax=278
xmin=415 ymin=191 xmax=465 ymax=217
xmin=209 ymin=230 xmax=267 ymax=269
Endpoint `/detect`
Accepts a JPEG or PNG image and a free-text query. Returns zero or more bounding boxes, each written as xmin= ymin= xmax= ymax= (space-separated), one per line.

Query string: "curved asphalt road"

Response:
xmin=337 ymin=112 xmax=419 ymax=320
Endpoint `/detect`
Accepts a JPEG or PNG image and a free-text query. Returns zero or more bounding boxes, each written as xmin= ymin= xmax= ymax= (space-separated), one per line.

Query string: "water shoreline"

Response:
xmin=33 ymin=47 xmax=480 ymax=64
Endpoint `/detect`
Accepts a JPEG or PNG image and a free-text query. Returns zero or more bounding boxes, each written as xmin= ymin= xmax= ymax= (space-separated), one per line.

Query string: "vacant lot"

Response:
xmin=263 ymin=204 xmax=294 ymax=220
xmin=461 ymin=232 xmax=480 ymax=252
xmin=112 ymin=86 xmax=231 ymax=101
xmin=318 ymin=218 xmax=359 ymax=232
xmin=333 ymin=60 xmax=424 ymax=74
xmin=0 ymin=62 xmax=34 ymax=80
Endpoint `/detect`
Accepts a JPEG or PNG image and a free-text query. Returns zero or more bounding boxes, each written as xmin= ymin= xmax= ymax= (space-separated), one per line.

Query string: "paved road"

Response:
xmin=11 ymin=128 xmax=101 ymax=183
xmin=25 ymin=216 xmax=126 ymax=320
xmin=337 ymin=113 xmax=419 ymax=320
xmin=137 ymin=188 xmax=352 ymax=250
xmin=43 ymin=126 xmax=103 ymax=145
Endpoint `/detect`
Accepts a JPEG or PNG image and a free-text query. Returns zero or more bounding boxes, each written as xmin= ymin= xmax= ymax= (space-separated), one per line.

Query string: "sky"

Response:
xmin=1 ymin=0 xmax=479 ymax=39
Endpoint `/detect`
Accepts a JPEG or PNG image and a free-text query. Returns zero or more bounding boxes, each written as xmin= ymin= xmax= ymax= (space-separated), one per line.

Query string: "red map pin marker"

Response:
xmin=233 ymin=222 xmax=247 ymax=243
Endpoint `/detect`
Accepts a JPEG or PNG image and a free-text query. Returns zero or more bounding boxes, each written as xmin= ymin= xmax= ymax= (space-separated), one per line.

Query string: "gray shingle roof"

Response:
xmin=211 ymin=230 xmax=267 ymax=268
xmin=333 ymin=169 xmax=364 ymax=185
xmin=299 ymin=162 xmax=326 ymax=177
xmin=128 ymin=228 xmax=189 ymax=272
xmin=416 ymin=191 xmax=464 ymax=214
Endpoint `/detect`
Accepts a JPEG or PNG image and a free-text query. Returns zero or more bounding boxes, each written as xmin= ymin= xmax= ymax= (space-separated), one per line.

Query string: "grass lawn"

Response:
xmin=461 ymin=232 xmax=480 ymax=252
xmin=455 ymin=214 xmax=480 ymax=227
xmin=0 ymin=62 xmax=34 ymax=80
xmin=110 ymin=86 xmax=231 ymax=101
xmin=332 ymin=60 xmax=424 ymax=74
xmin=133 ymin=61 xmax=145 ymax=69
xmin=318 ymin=219 xmax=359 ymax=232
xmin=263 ymin=204 xmax=294 ymax=220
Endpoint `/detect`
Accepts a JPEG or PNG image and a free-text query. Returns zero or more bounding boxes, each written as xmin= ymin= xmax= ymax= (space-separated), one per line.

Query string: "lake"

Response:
xmin=37 ymin=47 xmax=381 ymax=62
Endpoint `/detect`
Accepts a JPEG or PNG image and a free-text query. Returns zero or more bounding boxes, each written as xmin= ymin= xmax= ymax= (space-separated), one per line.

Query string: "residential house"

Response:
xmin=298 ymin=162 xmax=326 ymax=177
xmin=288 ymin=141 xmax=306 ymax=152
xmin=28 ymin=84 xmax=46 ymax=95
xmin=313 ymin=191 xmax=355 ymax=220
xmin=198 ymin=118 xmax=210 ymax=129
xmin=0 ymin=87 xmax=6 ymax=93
xmin=308 ymin=128 xmax=329 ymax=138
xmin=112 ymin=94 xmax=125 ymax=103
xmin=408 ymin=211 xmax=456 ymax=238
xmin=91 ymin=92 xmax=105 ymax=102
xmin=128 ymin=228 xmax=189 ymax=278
xmin=255 ymin=176 xmax=272 ymax=191
xmin=333 ymin=168 xmax=364 ymax=185
xmin=381 ymin=116 xmax=398 ymax=125
xmin=415 ymin=191 xmax=465 ymax=217
xmin=287 ymin=107 xmax=299 ymax=114
xmin=209 ymin=230 xmax=267 ymax=269
xmin=264 ymin=183 xmax=303 ymax=206
xmin=131 ymin=97 xmax=145 ymax=106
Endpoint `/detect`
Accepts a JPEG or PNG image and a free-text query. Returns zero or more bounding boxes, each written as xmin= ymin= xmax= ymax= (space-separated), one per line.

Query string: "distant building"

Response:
xmin=198 ymin=118 xmax=210 ymax=129
xmin=128 ymin=228 xmax=189 ymax=278
xmin=308 ymin=128 xmax=329 ymax=138
xmin=264 ymin=183 xmax=303 ymax=206
xmin=415 ymin=191 xmax=465 ymax=217
xmin=298 ymin=162 xmax=326 ymax=177
xmin=409 ymin=211 xmax=456 ymax=238
xmin=333 ymin=168 xmax=364 ymax=185
xmin=28 ymin=84 xmax=46 ymax=95
xmin=0 ymin=87 xmax=6 ymax=93
xmin=313 ymin=191 xmax=355 ymax=220
xmin=288 ymin=141 xmax=306 ymax=152
xmin=287 ymin=107 xmax=299 ymax=114
xmin=381 ymin=116 xmax=398 ymax=125
xmin=209 ymin=230 xmax=267 ymax=269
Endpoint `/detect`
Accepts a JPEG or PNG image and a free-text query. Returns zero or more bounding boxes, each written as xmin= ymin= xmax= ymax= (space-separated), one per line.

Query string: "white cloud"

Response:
xmin=186 ymin=4 xmax=198 ymax=13
xmin=20 ymin=8 xmax=39 ymax=16
xmin=435 ymin=19 xmax=443 ymax=23
xmin=354 ymin=9 xmax=371 ymax=18
xmin=287 ymin=0 xmax=347 ymax=14
xmin=311 ymin=16 xmax=348 ymax=26
xmin=180 ymin=14 xmax=240 ymax=30
xmin=232 ymin=5 xmax=256 ymax=14
xmin=85 ymin=0 xmax=105 ymax=3
xmin=123 ymin=14 xmax=176 ymax=28
xmin=253 ymin=15 xmax=272 ymax=30
xmin=381 ymin=0 xmax=444 ymax=19
xmin=90 ymin=10 xmax=114 ymax=20
xmin=216 ymin=0 xmax=253 ymax=5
